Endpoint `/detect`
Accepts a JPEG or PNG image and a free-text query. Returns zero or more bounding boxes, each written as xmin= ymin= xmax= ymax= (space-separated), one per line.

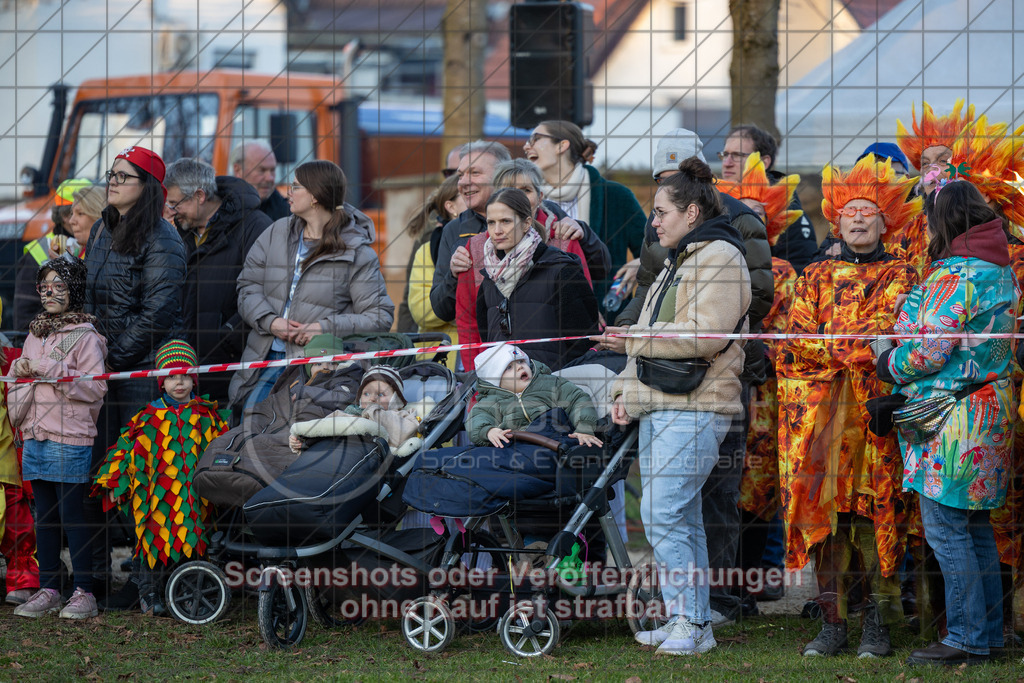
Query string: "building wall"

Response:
xmin=0 ymin=0 xmax=287 ymax=199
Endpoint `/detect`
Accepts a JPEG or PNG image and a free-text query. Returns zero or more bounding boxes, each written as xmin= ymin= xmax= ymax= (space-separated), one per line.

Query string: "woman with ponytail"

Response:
xmin=610 ymin=157 xmax=751 ymax=655
xmin=231 ymin=160 xmax=394 ymax=410
xmin=523 ymin=120 xmax=646 ymax=302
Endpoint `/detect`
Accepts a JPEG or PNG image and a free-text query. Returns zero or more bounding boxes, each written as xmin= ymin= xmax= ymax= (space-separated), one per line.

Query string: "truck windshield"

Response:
xmin=60 ymin=94 xmax=219 ymax=183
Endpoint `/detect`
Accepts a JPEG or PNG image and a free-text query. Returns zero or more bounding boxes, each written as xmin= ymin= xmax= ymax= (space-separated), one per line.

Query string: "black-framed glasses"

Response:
xmin=716 ymin=151 xmax=750 ymax=162
xmin=654 ymin=172 xmax=679 ymax=186
xmin=105 ymin=170 xmax=141 ymax=185
xmin=527 ymin=132 xmax=560 ymax=146
xmin=165 ymin=191 xmax=196 ymax=213
xmin=36 ymin=279 xmax=67 ymax=295
xmin=497 ymin=298 xmax=512 ymax=336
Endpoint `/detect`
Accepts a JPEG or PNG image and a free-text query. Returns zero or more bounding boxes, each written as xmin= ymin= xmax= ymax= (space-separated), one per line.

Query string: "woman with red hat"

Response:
xmin=84 ymin=145 xmax=187 ymax=610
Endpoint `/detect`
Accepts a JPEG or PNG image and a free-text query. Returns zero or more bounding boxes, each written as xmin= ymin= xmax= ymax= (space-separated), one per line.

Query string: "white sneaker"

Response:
xmin=656 ymin=619 xmax=717 ymax=655
xmin=634 ymin=619 xmax=676 ymax=646
xmin=710 ymin=608 xmax=735 ymax=627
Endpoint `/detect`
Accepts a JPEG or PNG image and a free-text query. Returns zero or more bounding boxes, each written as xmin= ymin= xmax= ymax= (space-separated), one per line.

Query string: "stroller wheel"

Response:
xmin=305 ymin=586 xmax=366 ymax=629
xmin=164 ymin=561 xmax=231 ymax=625
xmin=498 ymin=600 xmax=560 ymax=657
xmin=626 ymin=562 xmax=670 ymax=636
xmin=257 ymin=580 xmax=309 ymax=649
xmin=402 ymin=596 xmax=455 ymax=653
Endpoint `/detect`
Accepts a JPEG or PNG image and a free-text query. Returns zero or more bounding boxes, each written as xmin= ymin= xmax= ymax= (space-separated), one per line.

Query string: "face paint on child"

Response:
xmin=163 ymin=374 xmax=194 ymax=402
xmin=499 ymin=360 xmax=533 ymax=394
xmin=308 ymin=361 xmax=339 ymax=378
xmin=359 ymin=379 xmax=395 ymax=410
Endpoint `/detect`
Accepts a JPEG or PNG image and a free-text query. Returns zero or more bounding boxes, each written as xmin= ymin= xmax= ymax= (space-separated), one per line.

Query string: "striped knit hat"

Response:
xmin=155 ymin=339 xmax=199 ymax=387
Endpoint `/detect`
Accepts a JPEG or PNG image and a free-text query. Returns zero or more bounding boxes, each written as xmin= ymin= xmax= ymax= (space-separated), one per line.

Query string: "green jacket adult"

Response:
xmin=616 ymin=192 xmax=773 ymax=384
xmin=582 ymin=165 xmax=647 ymax=301
xmin=466 ymin=361 xmax=598 ymax=446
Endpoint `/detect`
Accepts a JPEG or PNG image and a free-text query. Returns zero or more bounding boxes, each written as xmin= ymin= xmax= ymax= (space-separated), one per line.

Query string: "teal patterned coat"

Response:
xmin=885 ymin=252 xmax=1019 ymax=510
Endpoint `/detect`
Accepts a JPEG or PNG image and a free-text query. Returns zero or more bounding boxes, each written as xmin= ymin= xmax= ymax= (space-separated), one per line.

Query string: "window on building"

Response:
xmin=674 ymin=4 xmax=687 ymax=42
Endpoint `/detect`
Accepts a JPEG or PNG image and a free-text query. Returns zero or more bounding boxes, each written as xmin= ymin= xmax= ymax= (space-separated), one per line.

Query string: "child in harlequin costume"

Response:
xmin=94 ymin=340 xmax=227 ymax=615
xmin=716 ymin=152 xmax=801 ymax=604
xmin=777 ymin=155 xmax=920 ymax=657
xmin=8 ymin=255 xmax=105 ymax=619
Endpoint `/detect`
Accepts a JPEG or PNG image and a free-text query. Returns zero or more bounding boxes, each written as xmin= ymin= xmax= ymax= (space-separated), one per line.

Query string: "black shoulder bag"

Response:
xmin=635 ymin=269 xmax=747 ymax=395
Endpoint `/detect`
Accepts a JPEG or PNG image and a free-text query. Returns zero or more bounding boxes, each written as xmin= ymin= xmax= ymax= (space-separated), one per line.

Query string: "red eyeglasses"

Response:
xmin=837 ymin=206 xmax=883 ymax=218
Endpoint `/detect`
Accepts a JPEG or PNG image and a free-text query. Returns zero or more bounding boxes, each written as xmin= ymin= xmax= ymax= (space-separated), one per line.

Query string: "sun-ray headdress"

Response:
xmin=945 ymin=116 xmax=1024 ymax=234
xmin=896 ymin=99 xmax=976 ymax=170
xmin=716 ymin=152 xmax=802 ymax=247
xmin=821 ymin=156 xmax=922 ymax=240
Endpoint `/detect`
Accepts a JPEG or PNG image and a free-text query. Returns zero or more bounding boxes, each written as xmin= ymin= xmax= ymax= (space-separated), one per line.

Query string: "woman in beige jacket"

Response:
xmin=609 ymin=158 xmax=751 ymax=656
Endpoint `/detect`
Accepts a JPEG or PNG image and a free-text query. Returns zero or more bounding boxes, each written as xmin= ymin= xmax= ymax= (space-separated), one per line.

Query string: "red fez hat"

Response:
xmin=115 ymin=146 xmax=166 ymax=184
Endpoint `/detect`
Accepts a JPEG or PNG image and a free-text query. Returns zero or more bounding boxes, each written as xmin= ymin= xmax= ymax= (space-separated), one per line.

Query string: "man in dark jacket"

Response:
xmin=720 ymin=125 xmax=818 ymax=274
xmin=612 ymin=130 xmax=773 ymax=626
xmin=230 ymin=140 xmax=290 ymax=221
xmin=165 ymin=158 xmax=272 ymax=404
xmin=429 ymin=140 xmax=512 ymax=322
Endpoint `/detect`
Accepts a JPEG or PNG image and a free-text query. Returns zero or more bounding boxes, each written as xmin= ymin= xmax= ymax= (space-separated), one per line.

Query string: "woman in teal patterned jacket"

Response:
xmin=877 ymin=181 xmax=1018 ymax=666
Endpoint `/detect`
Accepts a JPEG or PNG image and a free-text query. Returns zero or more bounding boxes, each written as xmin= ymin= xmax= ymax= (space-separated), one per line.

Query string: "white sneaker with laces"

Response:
xmin=710 ymin=608 xmax=735 ymax=627
xmin=656 ymin=619 xmax=717 ymax=655
xmin=634 ymin=618 xmax=676 ymax=646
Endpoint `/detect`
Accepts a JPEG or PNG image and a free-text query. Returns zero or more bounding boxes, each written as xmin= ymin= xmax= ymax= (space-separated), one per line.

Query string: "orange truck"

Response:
xmin=0 ymin=69 xmax=527 ymax=327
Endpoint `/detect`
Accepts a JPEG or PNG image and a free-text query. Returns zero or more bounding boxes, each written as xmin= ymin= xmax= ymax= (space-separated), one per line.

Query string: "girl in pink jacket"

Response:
xmin=8 ymin=254 xmax=107 ymax=619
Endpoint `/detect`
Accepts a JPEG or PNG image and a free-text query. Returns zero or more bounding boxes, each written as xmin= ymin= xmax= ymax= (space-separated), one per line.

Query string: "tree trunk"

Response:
xmin=729 ymin=0 xmax=781 ymax=142
xmin=441 ymin=0 xmax=487 ymax=168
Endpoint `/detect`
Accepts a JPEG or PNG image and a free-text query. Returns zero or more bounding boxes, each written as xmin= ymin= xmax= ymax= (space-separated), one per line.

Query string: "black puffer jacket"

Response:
xmin=476 ymin=242 xmax=599 ymax=370
xmin=181 ymin=176 xmax=272 ymax=368
xmin=85 ymin=208 xmax=187 ymax=370
xmin=615 ymin=193 xmax=773 ymax=384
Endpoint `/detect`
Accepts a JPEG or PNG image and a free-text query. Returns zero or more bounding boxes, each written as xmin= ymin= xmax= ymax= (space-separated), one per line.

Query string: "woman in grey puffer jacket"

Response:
xmin=229 ymin=161 xmax=394 ymax=411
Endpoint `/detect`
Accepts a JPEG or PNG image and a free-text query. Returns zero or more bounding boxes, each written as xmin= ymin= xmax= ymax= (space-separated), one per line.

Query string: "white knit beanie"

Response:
xmin=475 ymin=343 xmax=529 ymax=387
xmin=652 ymin=128 xmax=707 ymax=178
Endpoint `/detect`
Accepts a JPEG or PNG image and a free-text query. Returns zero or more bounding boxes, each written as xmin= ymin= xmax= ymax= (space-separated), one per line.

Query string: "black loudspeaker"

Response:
xmin=510 ymin=1 xmax=594 ymax=129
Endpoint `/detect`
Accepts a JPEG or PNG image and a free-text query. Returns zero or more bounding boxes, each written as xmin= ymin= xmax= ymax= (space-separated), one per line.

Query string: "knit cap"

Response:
xmin=304 ymin=334 xmax=347 ymax=377
xmin=652 ymin=128 xmax=706 ymax=178
xmin=155 ymin=339 xmax=199 ymax=387
xmin=358 ymin=365 xmax=406 ymax=408
xmin=474 ymin=343 xmax=529 ymax=387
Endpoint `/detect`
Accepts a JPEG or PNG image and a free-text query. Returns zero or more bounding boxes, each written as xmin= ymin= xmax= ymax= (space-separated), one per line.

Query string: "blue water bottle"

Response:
xmin=602 ymin=277 xmax=627 ymax=314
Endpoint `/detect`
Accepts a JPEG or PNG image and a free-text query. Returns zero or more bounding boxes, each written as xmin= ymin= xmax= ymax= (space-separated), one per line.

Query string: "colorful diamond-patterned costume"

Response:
xmin=94 ymin=396 xmax=226 ymax=568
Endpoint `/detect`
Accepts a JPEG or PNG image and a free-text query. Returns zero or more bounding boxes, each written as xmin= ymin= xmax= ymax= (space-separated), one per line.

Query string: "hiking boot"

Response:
xmin=5 ymin=588 xmax=35 ymax=606
xmin=634 ymin=618 xmax=676 ymax=646
xmin=140 ymin=592 xmax=166 ymax=617
xmin=802 ymin=620 xmax=848 ymax=656
xmin=12 ymin=588 xmax=62 ymax=618
xmin=99 ymin=581 xmax=140 ymax=612
xmin=59 ymin=588 xmax=98 ymax=620
xmin=857 ymin=606 xmax=892 ymax=658
xmin=656 ymin=619 xmax=717 ymax=655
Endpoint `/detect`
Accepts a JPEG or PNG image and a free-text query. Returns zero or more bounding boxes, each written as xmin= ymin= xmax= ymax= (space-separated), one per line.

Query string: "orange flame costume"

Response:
xmin=778 ymin=157 xmax=920 ymax=594
xmin=718 ymin=153 xmax=801 ymax=521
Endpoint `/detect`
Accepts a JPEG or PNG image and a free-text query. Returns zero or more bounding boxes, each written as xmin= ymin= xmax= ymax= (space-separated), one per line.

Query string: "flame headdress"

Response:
xmin=896 ymin=99 xmax=976 ymax=170
xmin=821 ymin=155 xmax=922 ymax=239
xmin=946 ymin=116 xmax=1024 ymax=234
xmin=716 ymin=152 xmax=802 ymax=247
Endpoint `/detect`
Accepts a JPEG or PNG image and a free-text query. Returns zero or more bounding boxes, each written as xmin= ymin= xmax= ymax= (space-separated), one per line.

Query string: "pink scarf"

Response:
xmin=483 ymin=228 xmax=542 ymax=298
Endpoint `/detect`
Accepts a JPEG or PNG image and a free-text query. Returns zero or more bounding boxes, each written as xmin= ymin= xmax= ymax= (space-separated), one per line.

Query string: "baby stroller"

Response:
xmin=398 ymin=368 xmax=667 ymax=656
xmin=163 ymin=349 xmax=472 ymax=647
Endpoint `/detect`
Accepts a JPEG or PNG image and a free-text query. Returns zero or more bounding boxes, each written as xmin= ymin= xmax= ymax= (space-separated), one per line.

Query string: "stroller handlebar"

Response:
xmin=508 ymin=431 xmax=562 ymax=453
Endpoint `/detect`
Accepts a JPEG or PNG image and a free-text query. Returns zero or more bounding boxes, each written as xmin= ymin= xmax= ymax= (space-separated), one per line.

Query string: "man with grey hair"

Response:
xmin=429 ymin=140 xmax=512 ymax=322
xmin=165 ymin=157 xmax=272 ymax=403
xmin=230 ymin=140 xmax=289 ymax=221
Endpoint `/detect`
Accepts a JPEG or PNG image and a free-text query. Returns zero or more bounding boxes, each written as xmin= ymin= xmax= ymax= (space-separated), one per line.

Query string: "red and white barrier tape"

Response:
xmin=1 ymin=330 xmax=1020 ymax=384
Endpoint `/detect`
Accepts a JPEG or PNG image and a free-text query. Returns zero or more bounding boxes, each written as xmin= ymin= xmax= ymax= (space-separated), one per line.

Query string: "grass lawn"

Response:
xmin=2 ymin=594 xmax=1021 ymax=681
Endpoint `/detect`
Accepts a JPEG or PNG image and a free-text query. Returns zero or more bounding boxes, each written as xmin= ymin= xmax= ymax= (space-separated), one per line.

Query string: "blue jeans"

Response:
xmin=638 ymin=410 xmax=730 ymax=624
xmin=919 ymin=496 xmax=1003 ymax=654
xmin=244 ymin=350 xmax=287 ymax=413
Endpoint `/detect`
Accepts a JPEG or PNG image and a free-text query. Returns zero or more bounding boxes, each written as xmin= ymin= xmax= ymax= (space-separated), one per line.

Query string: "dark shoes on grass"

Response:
xmin=906 ymin=642 xmax=991 ymax=666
